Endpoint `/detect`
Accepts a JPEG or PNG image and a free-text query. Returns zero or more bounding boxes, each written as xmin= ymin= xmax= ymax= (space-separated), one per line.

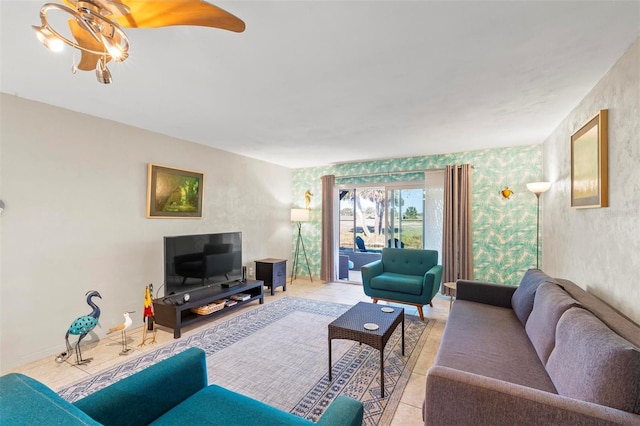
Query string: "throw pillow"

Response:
xmin=547 ymin=307 xmax=640 ymax=414
xmin=525 ymin=282 xmax=580 ymax=364
xmin=511 ymin=269 xmax=556 ymax=325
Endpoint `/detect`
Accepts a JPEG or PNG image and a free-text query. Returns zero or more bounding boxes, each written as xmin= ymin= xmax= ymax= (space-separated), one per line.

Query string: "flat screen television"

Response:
xmin=164 ymin=232 xmax=242 ymax=297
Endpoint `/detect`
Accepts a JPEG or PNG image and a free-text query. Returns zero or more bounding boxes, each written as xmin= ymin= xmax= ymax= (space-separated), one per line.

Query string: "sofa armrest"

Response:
xmin=361 ymin=260 xmax=383 ymax=291
xmin=424 ymin=366 xmax=639 ymax=426
xmin=316 ymin=395 xmax=364 ymax=426
xmin=424 ymin=264 xmax=443 ymax=300
xmin=0 ymin=373 xmax=101 ymax=425
xmin=74 ymin=347 xmax=207 ymax=426
xmin=456 ymin=280 xmax=516 ymax=308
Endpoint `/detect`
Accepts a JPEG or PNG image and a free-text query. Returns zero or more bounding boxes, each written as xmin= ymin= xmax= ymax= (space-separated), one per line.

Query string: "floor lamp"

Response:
xmin=526 ymin=182 xmax=552 ymax=269
xmin=291 ymin=208 xmax=313 ymax=283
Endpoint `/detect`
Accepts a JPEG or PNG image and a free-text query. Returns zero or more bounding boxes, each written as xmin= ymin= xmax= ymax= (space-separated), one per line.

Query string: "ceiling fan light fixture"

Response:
xmin=32 ymin=25 xmax=64 ymax=52
xmin=101 ymin=34 xmax=128 ymax=62
xmin=96 ymin=57 xmax=112 ymax=84
xmin=33 ymin=0 xmax=245 ymax=83
xmin=33 ymin=1 xmax=128 ymax=81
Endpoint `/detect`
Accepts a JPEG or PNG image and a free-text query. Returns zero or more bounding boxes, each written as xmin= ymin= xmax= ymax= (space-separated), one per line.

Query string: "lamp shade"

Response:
xmin=526 ymin=182 xmax=552 ymax=195
xmin=290 ymin=208 xmax=310 ymax=222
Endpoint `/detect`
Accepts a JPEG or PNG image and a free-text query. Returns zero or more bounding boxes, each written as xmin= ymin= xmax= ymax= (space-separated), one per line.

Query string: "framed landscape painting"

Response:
xmin=571 ymin=110 xmax=608 ymax=208
xmin=147 ymin=164 xmax=204 ymax=218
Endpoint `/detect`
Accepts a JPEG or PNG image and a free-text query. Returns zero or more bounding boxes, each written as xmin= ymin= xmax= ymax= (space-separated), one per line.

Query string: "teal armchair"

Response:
xmin=361 ymin=248 xmax=442 ymax=320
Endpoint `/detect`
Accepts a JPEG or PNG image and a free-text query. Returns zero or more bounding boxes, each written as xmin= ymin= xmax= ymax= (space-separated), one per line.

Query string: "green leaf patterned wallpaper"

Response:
xmin=292 ymin=144 xmax=543 ymax=285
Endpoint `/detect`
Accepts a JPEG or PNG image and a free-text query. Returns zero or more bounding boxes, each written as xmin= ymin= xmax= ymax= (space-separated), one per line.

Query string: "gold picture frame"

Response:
xmin=571 ymin=110 xmax=608 ymax=208
xmin=147 ymin=164 xmax=204 ymax=218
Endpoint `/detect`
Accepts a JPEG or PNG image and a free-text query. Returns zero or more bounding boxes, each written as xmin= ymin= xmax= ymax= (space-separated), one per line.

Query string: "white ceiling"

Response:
xmin=1 ymin=1 xmax=639 ymax=168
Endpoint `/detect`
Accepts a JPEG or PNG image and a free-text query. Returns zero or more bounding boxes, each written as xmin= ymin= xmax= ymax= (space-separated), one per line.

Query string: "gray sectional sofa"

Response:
xmin=423 ymin=269 xmax=640 ymax=425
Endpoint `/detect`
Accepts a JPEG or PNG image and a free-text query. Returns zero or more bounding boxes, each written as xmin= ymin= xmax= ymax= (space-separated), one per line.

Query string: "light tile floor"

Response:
xmin=6 ymin=279 xmax=450 ymax=425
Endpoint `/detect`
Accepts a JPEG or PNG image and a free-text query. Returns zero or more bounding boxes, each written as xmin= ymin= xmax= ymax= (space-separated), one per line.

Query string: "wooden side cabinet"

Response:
xmin=255 ymin=258 xmax=287 ymax=295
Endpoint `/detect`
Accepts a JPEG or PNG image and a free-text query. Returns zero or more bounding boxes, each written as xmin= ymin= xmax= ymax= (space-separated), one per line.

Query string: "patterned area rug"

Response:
xmin=58 ymin=297 xmax=431 ymax=426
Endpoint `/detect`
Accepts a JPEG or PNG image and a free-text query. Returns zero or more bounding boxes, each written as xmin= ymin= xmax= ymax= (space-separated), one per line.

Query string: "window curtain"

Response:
xmin=320 ymin=175 xmax=337 ymax=282
xmin=442 ymin=164 xmax=473 ymax=295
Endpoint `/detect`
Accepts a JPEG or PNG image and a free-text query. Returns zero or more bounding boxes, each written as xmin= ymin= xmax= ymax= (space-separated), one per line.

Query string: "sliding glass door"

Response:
xmin=337 ymin=173 xmax=444 ymax=283
xmin=386 ymin=185 xmax=425 ymax=249
xmin=339 ymin=188 xmax=386 ymax=253
xmin=424 ymin=171 xmax=445 ymax=264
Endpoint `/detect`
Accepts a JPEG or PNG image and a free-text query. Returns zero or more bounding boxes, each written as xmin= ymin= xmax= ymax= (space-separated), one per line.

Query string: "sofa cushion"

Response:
xmin=525 ymin=282 xmax=580 ymax=364
xmin=556 ymin=278 xmax=640 ymax=349
xmin=435 ymin=300 xmax=557 ymax=393
xmin=381 ymin=247 xmax=438 ymax=276
xmin=511 ymin=269 xmax=557 ymax=325
xmin=370 ymin=272 xmax=423 ymax=295
xmin=546 ymin=307 xmax=640 ymax=414
xmin=151 ymin=384 xmax=313 ymax=426
xmin=75 ymin=346 xmax=208 ymax=425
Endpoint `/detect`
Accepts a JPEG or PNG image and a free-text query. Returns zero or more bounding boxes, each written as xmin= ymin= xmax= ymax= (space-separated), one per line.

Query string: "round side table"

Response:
xmin=444 ymin=282 xmax=457 ymax=310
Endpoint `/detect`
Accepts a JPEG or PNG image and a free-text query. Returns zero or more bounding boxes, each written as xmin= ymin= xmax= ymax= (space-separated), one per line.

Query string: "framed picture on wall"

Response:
xmin=147 ymin=164 xmax=204 ymax=218
xmin=571 ymin=109 xmax=608 ymax=208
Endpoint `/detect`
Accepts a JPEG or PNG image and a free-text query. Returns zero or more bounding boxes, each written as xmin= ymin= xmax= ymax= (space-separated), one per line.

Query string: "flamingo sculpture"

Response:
xmin=55 ymin=290 xmax=102 ymax=365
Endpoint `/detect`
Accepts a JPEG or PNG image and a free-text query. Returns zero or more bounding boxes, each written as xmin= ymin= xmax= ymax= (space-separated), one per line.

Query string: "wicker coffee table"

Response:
xmin=328 ymin=301 xmax=404 ymax=397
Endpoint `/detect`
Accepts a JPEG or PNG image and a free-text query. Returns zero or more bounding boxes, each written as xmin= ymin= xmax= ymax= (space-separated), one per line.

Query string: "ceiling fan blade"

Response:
xmin=116 ymin=0 xmax=245 ymax=32
xmin=68 ymin=18 xmax=109 ymax=71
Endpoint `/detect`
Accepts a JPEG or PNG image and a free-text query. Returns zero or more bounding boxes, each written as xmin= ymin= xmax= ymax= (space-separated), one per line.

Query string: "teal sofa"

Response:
xmin=0 ymin=347 xmax=364 ymax=426
xmin=361 ymin=248 xmax=442 ymax=320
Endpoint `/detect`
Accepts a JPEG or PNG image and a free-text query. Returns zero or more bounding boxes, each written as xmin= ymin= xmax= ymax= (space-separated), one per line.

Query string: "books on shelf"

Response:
xmin=230 ymin=293 xmax=251 ymax=301
xmin=213 ymin=298 xmax=240 ymax=307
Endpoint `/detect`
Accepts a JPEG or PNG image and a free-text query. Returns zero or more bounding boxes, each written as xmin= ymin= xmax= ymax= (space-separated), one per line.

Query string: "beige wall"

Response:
xmin=0 ymin=94 xmax=292 ymax=371
xmin=542 ymin=37 xmax=640 ymax=324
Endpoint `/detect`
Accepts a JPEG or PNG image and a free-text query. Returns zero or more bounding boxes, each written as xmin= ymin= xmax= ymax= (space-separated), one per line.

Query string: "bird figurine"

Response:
xmin=108 ymin=311 xmax=134 ymax=355
xmin=139 ymin=284 xmax=157 ymax=347
xmin=55 ymin=290 xmax=102 ymax=365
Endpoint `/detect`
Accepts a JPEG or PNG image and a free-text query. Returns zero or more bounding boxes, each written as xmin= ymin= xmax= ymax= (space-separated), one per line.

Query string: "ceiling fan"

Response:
xmin=32 ymin=0 xmax=245 ymax=84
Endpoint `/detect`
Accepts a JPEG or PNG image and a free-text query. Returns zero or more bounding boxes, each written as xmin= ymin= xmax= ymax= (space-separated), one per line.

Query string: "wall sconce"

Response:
xmin=304 ymin=190 xmax=313 ymax=210
xmin=500 ymin=187 xmax=514 ymax=199
xmin=0 ymin=200 xmax=5 ymax=215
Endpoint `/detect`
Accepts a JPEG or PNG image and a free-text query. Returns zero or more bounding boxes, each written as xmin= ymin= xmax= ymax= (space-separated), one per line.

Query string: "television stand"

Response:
xmin=153 ymin=279 xmax=264 ymax=338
